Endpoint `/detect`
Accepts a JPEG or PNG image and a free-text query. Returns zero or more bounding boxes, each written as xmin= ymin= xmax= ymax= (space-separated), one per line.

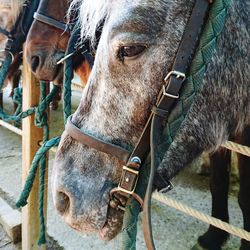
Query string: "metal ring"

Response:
xmin=0 ymin=49 xmax=14 ymax=64
xmin=130 ymin=156 xmax=142 ymax=164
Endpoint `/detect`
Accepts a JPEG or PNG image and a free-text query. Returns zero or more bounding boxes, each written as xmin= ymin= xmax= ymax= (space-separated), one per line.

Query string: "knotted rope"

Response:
xmin=0 ymin=0 xmax=62 ymax=245
xmin=13 ymin=82 xmax=60 ymax=244
xmin=14 ymin=86 xmax=63 ymax=245
xmin=121 ymin=0 xmax=233 ymax=249
xmin=16 ymin=23 xmax=80 ymax=244
xmin=0 ymin=84 xmax=59 ymax=123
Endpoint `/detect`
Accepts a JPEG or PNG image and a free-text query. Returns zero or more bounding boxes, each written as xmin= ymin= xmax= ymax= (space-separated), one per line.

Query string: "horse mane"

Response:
xmin=69 ymin=0 xmax=110 ymax=46
xmin=0 ymin=0 xmax=25 ymax=26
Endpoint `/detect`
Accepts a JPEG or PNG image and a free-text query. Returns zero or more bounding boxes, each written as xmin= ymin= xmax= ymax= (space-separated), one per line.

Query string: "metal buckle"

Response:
xmin=117 ymin=166 xmax=139 ymax=195
xmin=162 ymin=86 xmax=179 ymax=99
xmin=164 ymin=70 xmax=186 ymax=82
xmin=163 ymin=70 xmax=186 ymax=99
xmin=158 ymin=181 xmax=174 ymax=193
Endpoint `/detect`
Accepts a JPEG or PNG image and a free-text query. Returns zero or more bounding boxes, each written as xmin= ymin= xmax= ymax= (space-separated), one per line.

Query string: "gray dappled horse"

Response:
xmin=52 ymin=0 xmax=250 ymax=249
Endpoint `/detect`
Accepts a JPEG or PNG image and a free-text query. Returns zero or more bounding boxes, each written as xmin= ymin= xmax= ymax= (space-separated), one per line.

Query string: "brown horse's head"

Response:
xmin=0 ymin=0 xmax=24 ymax=61
xmin=25 ymin=0 xmax=69 ymax=84
xmin=0 ymin=1 xmax=24 ymax=91
xmin=52 ymin=0 xmax=196 ymax=240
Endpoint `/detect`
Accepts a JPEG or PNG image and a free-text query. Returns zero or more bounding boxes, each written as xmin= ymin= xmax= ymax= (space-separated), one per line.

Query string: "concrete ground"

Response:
xmin=0 ymin=88 xmax=244 ymax=249
xmin=0 ymin=224 xmax=21 ymax=250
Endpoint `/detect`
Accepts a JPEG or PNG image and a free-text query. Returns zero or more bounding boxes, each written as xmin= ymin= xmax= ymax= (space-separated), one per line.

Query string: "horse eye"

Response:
xmin=118 ymin=45 xmax=146 ymax=61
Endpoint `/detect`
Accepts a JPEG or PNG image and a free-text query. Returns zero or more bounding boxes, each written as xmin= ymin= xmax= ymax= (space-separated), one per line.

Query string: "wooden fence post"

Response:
xmin=21 ymin=57 xmax=48 ymax=250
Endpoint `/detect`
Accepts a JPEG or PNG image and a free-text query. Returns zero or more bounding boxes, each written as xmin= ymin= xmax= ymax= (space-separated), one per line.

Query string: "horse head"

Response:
xmin=52 ymin=0 xmax=248 ymax=248
xmin=25 ymin=0 xmax=70 ymax=84
xmin=0 ymin=0 xmax=24 ymax=61
xmin=52 ymin=0 xmax=198 ymax=240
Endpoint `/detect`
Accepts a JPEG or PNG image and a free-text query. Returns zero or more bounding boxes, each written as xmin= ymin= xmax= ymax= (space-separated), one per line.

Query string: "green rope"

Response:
xmin=121 ymin=0 xmax=232 ymax=249
xmin=0 ymin=54 xmax=12 ymax=89
xmin=121 ymin=162 xmax=150 ymax=250
xmin=15 ymin=26 xmax=80 ymax=244
xmin=15 ymin=24 xmax=80 ymax=244
xmin=16 ymin=136 xmax=61 ymax=208
xmin=37 ymin=153 xmax=47 ymax=245
xmin=12 ymin=87 xmax=23 ymax=116
xmin=38 ymin=81 xmax=49 ymax=245
xmin=63 ymin=24 xmax=80 ymax=122
xmin=14 ymin=82 xmax=61 ymax=244
xmin=0 ymin=84 xmax=59 ymax=122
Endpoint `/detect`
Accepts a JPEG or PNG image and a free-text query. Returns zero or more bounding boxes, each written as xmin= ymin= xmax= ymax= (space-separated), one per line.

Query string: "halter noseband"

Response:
xmin=65 ymin=0 xmax=212 ymax=249
xmin=33 ymin=12 xmax=70 ymax=33
xmin=66 ymin=117 xmax=131 ymax=162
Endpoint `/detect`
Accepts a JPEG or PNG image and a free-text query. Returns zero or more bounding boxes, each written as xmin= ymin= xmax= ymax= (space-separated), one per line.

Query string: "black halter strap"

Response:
xmin=2 ymin=0 xmax=40 ymax=56
xmin=0 ymin=27 xmax=11 ymax=38
xmin=33 ymin=12 xmax=69 ymax=33
xmin=65 ymin=0 xmax=212 ymax=249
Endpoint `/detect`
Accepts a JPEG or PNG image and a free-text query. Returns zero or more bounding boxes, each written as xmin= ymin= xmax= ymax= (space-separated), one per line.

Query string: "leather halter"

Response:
xmin=33 ymin=12 xmax=69 ymax=33
xmin=65 ymin=0 xmax=212 ymax=249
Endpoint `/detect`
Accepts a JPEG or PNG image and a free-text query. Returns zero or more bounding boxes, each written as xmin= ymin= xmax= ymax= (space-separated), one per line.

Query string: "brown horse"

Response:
xmin=0 ymin=0 xmax=24 ymax=109
xmin=25 ymin=0 xmax=91 ymax=87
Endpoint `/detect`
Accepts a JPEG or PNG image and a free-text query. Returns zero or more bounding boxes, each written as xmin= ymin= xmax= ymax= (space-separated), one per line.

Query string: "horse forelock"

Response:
xmin=69 ymin=0 xmax=110 ymax=46
xmin=70 ymin=0 xmax=194 ymax=48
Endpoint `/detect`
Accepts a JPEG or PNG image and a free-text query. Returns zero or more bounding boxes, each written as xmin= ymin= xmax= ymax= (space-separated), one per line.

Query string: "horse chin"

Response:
xmin=99 ymin=207 xmax=124 ymax=241
xmin=52 ymin=64 xmax=64 ymax=85
xmin=36 ymin=63 xmax=63 ymax=84
xmin=62 ymin=205 xmax=124 ymax=241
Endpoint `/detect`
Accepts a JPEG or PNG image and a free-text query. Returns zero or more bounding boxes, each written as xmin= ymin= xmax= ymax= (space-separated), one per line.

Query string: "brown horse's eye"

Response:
xmin=118 ymin=45 xmax=146 ymax=61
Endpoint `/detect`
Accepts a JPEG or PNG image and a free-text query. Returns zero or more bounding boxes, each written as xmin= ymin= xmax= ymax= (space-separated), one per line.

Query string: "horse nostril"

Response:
xmin=56 ymin=191 xmax=70 ymax=215
xmin=30 ymin=55 xmax=40 ymax=73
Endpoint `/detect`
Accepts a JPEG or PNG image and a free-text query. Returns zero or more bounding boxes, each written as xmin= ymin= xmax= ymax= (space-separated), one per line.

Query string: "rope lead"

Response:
xmin=15 ymin=24 xmax=78 ymax=244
